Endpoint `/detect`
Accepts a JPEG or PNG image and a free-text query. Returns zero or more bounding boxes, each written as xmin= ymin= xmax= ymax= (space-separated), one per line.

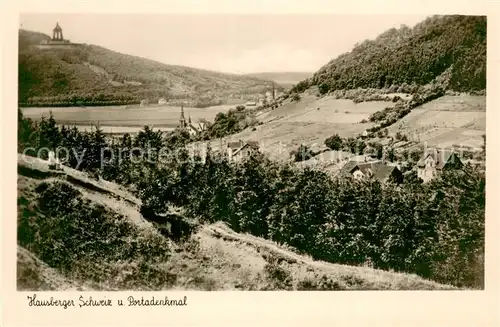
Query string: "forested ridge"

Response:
xmin=292 ymin=15 xmax=486 ymax=94
xmin=18 ymin=29 xmax=274 ymax=107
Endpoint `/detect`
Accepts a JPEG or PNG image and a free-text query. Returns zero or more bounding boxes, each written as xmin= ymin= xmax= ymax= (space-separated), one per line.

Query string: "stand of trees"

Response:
xmin=292 ymin=15 xmax=486 ymax=94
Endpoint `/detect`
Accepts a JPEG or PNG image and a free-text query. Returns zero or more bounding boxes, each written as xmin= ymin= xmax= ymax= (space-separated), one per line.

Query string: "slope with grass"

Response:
xmin=205 ymin=93 xmax=395 ymax=160
xmin=388 ymin=94 xmax=486 ymax=149
xmin=18 ymin=29 xmax=274 ymax=107
xmin=17 ymin=154 xmax=455 ymax=290
xmin=219 ymin=16 xmax=487 ymax=161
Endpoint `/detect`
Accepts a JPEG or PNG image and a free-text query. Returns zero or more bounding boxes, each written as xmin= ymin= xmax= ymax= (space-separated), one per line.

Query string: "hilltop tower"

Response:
xmin=52 ymin=22 xmax=63 ymax=41
xmin=38 ymin=22 xmax=77 ymax=48
xmin=179 ymin=105 xmax=186 ymax=129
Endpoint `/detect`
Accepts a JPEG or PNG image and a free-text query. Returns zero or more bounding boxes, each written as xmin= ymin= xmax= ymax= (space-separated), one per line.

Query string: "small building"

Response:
xmin=339 ymin=159 xmax=403 ymax=184
xmin=158 ymin=98 xmax=167 ymax=105
xmin=178 ymin=105 xmax=206 ymax=136
xmin=245 ymin=101 xmax=257 ymax=107
xmin=417 ymin=149 xmax=463 ymax=183
xmin=227 ymin=140 xmax=245 ymax=158
xmin=186 ymin=120 xmax=206 ymax=136
xmin=226 ymin=140 xmax=259 ymax=161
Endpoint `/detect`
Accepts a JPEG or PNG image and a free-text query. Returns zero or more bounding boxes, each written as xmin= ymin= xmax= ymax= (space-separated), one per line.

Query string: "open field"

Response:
xmin=389 ymin=95 xmax=486 ymax=149
xmin=21 ymin=103 xmax=240 ymax=128
xmin=204 ymin=94 xmax=486 ymax=161
xmin=267 ymin=95 xmax=393 ymax=123
xmin=17 ymin=154 xmax=456 ymax=291
xmin=62 ymin=125 xmax=175 ymax=135
xmin=207 ymin=94 xmax=394 ymax=160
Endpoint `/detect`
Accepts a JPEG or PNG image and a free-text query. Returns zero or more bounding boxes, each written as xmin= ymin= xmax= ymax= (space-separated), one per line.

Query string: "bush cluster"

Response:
xmin=18 ymin=181 xmax=172 ymax=285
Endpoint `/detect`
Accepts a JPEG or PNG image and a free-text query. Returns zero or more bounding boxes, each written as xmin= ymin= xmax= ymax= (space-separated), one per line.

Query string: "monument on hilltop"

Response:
xmin=38 ymin=22 xmax=79 ymax=48
xmin=52 ymin=22 xmax=64 ymax=41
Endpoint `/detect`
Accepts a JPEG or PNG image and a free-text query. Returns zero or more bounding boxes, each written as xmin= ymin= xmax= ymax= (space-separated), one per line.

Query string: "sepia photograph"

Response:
xmin=16 ymin=12 xmax=486 ymax=293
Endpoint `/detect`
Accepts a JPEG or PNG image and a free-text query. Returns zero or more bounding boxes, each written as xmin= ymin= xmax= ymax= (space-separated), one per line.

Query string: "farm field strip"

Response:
xmin=21 ymin=103 xmax=241 ymax=126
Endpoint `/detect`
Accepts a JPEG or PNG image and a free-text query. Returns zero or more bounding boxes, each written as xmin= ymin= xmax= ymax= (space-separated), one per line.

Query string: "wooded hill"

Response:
xmin=292 ymin=15 xmax=486 ymax=94
xmin=18 ymin=29 xmax=276 ymax=107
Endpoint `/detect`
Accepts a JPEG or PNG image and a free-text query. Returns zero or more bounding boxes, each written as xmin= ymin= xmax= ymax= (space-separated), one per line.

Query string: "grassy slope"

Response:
xmin=17 ymin=246 xmax=84 ymax=291
xmin=17 ymin=154 xmax=455 ymax=290
xmin=221 ymin=16 xmax=486 ymax=163
xmin=203 ymin=94 xmax=394 ymax=160
xmin=387 ymin=95 xmax=486 ymax=149
xmin=18 ymin=29 xmax=273 ymax=105
xmin=196 ymin=92 xmax=485 ymax=165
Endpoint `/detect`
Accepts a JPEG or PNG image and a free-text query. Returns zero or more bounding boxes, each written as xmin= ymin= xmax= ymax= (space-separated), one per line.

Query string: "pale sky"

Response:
xmin=19 ymin=14 xmax=429 ymax=74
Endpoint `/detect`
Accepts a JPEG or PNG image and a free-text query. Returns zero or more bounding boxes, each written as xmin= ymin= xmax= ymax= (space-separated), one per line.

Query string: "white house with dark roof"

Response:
xmin=339 ymin=159 xmax=403 ymax=184
xmin=417 ymin=149 xmax=463 ymax=183
xmin=226 ymin=140 xmax=260 ymax=161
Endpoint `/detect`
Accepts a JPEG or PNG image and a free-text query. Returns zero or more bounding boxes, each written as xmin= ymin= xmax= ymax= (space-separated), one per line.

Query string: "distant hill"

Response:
xmin=246 ymin=72 xmax=313 ymax=89
xmin=292 ymin=15 xmax=486 ymax=94
xmin=18 ymin=29 xmax=276 ymax=107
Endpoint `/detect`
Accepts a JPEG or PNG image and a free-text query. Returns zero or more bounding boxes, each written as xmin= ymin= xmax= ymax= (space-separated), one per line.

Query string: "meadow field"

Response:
xmin=388 ymin=95 xmax=486 ymax=149
xmin=21 ymin=103 xmax=240 ymax=131
xmin=202 ymin=94 xmax=486 ymax=162
xmin=209 ymin=94 xmax=394 ymax=160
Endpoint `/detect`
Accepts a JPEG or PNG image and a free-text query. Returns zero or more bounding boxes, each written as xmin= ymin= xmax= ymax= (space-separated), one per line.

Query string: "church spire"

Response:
xmin=188 ymin=114 xmax=192 ymax=125
xmin=179 ymin=104 xmax=186 ymax=128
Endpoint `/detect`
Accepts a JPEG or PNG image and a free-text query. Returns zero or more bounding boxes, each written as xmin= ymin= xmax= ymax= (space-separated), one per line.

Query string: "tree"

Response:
xmin=325 ymin=134 xmax=343 ymax=150
xmin=386 ymin=147 xmax=396 ymax=162
xmin=291 ymin=144 xmax=314 ymax=162
xmin=319 ymin=83 xmax=330 ymax=95
xmin=38 ymin=111 xmax=61 ymax=153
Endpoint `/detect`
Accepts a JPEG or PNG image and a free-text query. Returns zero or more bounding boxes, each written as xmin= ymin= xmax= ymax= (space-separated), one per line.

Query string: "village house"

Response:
xmin=158 ymin=98 xmax=167 ymax=105
xmin=178 ymin=105 xmax=207 ymax=136
xmin=226 ymin=140 xmax=260 ymax=161
xmin=339 ymin=159 xmax=403 ymax=184
xmin=417 ymin=149 xmax=463 ymax=183
xmin=265 ymin=91 xmax=273 ymax=101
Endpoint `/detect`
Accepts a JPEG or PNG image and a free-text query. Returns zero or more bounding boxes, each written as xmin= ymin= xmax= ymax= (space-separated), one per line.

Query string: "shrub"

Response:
xmin=319 ymin=83 xmax=330 ymax=95
xmin=325 ymin=134 xmax=343 ymax=151
xmin=18 ymin=181 xmax=172 ymax=285
xmin=291 ymin=144 xmax=314 ymax=162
